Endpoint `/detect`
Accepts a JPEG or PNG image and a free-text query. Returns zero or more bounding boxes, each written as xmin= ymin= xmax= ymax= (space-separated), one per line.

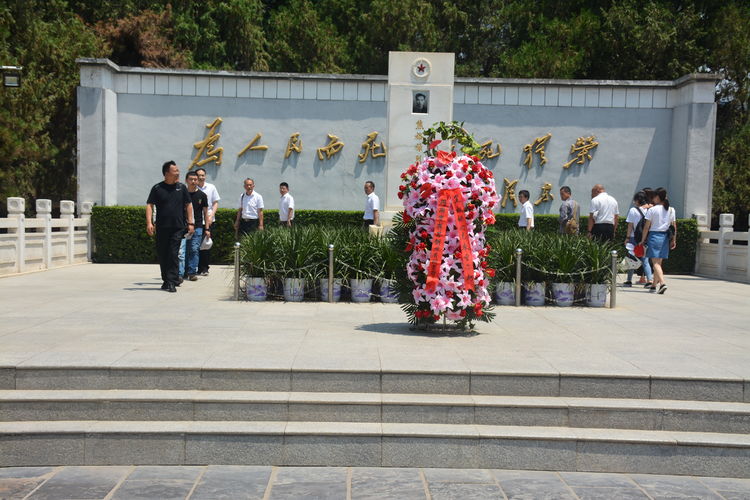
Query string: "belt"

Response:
xmin=241 ymin=218 xmax=258 ymax=221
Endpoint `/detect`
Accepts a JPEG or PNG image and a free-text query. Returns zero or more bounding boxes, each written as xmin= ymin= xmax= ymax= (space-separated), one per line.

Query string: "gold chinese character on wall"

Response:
xmin=358 ymin=132 xmax=387 ymax=163
xmin=478 ymin=140 xmax=502 ymax=160
xmin=285 ymin=133 xmax=303 ymax=159
xmin=523 ymin=132 xmax=552 ymax=169
xmin=534 ymin=182 xmax=554 ymax=206
xmin=237 ymin=133 xmax=269 ymax=157
xmin=317 ymin=134 xmax=344 ymax=160
xmin=190 ymin=117 xmax=223 ymax=169
xmin=563 ymin=135 xmax=599 ymax=168
xmin=501 ymin=178 xmax=519 ymax=208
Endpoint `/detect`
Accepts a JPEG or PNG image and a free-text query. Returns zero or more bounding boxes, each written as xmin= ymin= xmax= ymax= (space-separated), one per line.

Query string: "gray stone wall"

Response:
xmin=77 ymin=58 xmax=716 ymax=218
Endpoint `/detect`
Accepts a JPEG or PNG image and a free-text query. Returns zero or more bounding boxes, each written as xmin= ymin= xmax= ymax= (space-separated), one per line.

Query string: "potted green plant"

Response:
xmin=520 ymin=231 xmax=547 ymax=306
xmin=276 ymin=226 xmax=324 ymax=302
xmin=377 ymin=235 xmax=405 ymax=303
xmin=240 ymin=229 xmax=278 ymax=301
xmin=581 ymin=238 xmax=615 ymax=307
xmin=337 ymin=227 xmax=379 ymax=303
xmin=548 ymin=235 xmax=584 ymax=307
xmin=486 ymin=230 xmax=518 ymax=305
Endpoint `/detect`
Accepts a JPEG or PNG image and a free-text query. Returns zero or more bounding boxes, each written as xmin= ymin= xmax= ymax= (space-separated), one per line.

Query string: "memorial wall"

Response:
xmin=77 ymin=53 xmax=716 ymax=218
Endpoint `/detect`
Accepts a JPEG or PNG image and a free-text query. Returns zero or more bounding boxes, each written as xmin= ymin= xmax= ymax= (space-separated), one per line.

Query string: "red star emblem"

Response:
xmin=417 ymin=63 xmax=426 ymax=73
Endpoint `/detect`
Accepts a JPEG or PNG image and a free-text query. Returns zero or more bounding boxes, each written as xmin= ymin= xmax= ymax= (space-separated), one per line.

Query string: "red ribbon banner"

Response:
xmin=425 ymin=188 xmax=475 ymax=293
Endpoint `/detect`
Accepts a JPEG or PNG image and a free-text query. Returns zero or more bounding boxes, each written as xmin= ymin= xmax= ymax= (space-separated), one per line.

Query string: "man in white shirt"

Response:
xmin=363 ymin=180 xmax=380 ymax=229
xmin=517 ymin=190 xmax=534 ymax=231
xmin=279 ymin=182 xmax=295 ymax=227
xmin=234 ymin=178 xmax=264 ymax=237
xmin=587 ymin=184 xmax=619 ymax=241
xmin=195 ymin=167 xmax=220 ymax=276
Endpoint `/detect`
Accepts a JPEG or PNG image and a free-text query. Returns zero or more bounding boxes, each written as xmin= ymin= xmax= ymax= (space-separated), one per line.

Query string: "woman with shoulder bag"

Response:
xmin=623 ymin=191 xmax=653 ymax=287
xmin=639 ymin=187 xmax=676 ymax=294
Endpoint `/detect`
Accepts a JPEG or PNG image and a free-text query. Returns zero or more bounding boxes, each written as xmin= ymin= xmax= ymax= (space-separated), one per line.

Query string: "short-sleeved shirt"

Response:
xmin=238 ymin=191 xmax=264 ymax=219
xmin=189 ymin=189 xmax=209 ymax=228
xmin=364 ymin=192 xmax=380 ymax=220
xmin=279 ymin=193 xmax=295 ymax=222
xmin=559 ymin=198 xmax=578 ymax=233
xmin=147 ymin=181 xmax=190 ymax=228
xmin=625 ymin=206 xmax=647 ymax=236
xmin=589 ymin=192 xmax=619 ymax=224
xmin=198 ymin=182 xmax=220 ymax=222
xmin=645 ymin=205 xmax=675 ymax=232
xmin=518 ymin=200 xmax=534 ymax=228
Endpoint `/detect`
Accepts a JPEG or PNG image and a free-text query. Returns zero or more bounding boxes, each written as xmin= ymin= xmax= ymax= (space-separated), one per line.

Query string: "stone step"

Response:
xmin=2 ymin=390 xmax=750 ymax=434
xmin=1 ymin=420 xmax=748 ymax=477
xmin=3 ymin=367 xmax=747 ymax=402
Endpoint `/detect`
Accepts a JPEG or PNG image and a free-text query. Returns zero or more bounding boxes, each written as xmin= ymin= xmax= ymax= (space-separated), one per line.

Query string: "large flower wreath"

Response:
xmin=396 ymin=122 xmax=500 ymax=329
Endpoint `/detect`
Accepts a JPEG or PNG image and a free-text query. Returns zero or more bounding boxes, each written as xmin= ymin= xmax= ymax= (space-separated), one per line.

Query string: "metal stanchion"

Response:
xmin=610 ymin=249 xmax=618 ymax=309
xmin=515 ymin=248 xmax=523 ymax=307
xmin=233 ymin=241 xmax=241 ymax=301
xmin=327 ymin=244 xmax=334 ymax=303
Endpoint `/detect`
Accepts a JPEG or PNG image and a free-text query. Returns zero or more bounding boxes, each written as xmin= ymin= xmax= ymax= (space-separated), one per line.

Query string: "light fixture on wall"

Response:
xmin=1 ymin=66 xmax=23 ymax=88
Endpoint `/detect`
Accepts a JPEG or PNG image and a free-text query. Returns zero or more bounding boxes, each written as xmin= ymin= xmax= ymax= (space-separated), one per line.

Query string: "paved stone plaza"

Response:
xmin=0 ymin=264 xmax=747 ymax=379
xmin=1 ymin=263 xmax=749 ymax=496
xmin=3 ymin=465 xmax=750 ymax=499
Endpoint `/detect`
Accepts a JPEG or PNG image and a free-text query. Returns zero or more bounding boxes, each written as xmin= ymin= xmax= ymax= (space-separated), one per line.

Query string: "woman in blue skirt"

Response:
xmin=639 ymin=187 xmax=676 ymax=294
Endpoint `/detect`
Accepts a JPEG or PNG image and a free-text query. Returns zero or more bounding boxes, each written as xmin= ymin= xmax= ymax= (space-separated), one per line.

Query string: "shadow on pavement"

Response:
xmin=356 ymin=322 xmax=480 ymax=338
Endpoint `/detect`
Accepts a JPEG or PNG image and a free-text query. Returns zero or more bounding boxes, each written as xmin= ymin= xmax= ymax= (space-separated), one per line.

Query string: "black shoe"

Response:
xmin=161 ymin=282 xmax=169 ymax=290
xmin=657 ymin=284 xmax=668 ymax=294
xmin=167 ymin=283 xmax=177 ymax=292
xmin=176 ymin=277 xmax=183 ymax=286
xmin=623 ymin=281 xmax=632 ymax=287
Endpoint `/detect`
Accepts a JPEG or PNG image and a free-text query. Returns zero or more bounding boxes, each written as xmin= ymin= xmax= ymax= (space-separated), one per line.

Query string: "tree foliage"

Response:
xmin=0 ymin=0 xmax=748 ymax=223
xmin=0 ymin=0 xmax=105 ymax=215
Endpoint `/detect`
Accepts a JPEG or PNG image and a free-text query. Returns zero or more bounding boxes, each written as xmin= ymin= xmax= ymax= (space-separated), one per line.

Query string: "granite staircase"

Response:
xmin=1 ymin=367 xmax=749 ymax=476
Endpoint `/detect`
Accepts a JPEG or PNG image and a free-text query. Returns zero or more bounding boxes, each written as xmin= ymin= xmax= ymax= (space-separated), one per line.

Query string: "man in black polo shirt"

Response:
xmin=146 ymin=161 xmax=194 ymax=292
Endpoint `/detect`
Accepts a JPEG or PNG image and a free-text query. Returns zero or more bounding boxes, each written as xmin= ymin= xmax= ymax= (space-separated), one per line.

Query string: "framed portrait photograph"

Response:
xmin=412 ymin=90 xmax=429 ymax=114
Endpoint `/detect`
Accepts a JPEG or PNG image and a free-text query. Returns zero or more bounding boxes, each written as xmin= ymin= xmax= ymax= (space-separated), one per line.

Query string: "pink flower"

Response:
xmin=430 ymin=294 xmax=451 ymax=313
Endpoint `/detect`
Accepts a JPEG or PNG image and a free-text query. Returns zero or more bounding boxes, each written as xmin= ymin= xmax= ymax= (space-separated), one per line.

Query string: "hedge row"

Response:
xmin=91 ymin=207 xmax=697 ymax=273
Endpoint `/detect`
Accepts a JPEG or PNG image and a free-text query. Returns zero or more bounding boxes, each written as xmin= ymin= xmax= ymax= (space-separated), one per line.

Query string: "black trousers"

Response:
xmin=239 ymin=218 xmax=259 ymax=237
xmin=363 ymin=219 xmax=374 ymax=230
xmin=156 ymin=226 xmax=185 ymax=285
xmin=592 ymin=223 xmax=615 ymax=242
xmin=198 ymin=222 xmax=213 ymax=274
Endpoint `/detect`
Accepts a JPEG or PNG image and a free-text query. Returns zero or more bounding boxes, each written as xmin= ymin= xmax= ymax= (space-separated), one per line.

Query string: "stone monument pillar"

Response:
xmin=385 ymin=52 xmax=455 ymax=213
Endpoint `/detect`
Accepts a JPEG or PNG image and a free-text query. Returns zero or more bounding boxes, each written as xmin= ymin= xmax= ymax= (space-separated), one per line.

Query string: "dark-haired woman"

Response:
xmin=624 ymin=191 xmax=653 ymax=286
xmin=639 ymin=188 xmax=676 ymax=294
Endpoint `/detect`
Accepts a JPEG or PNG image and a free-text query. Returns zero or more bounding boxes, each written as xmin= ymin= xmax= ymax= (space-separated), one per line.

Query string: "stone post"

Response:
xmin=717 ymin=213 xmax=734 ymax=278
xmin=36 ymin=199 xmax=52 ymax=270
xmin=79 ymin=201 xmax=94 ymax=261
xmin=7 ymin=197 xmax=25 ymax=274
xmin=693 ymin=214 xmax=709 ymax=274
xmin=60 ymin=200 xmax=76 ymax=264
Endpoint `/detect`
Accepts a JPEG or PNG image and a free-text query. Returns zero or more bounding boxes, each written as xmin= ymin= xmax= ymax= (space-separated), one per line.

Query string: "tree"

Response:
xmin=708 ymin=2 xmax=750 ymax=227
xmin=595 ymin=0 xmax=706 ymax=80
xmin=266 ymin=0 xmax=347 ymax=73
xmin=95 ymin=5 xmax=190 ymax=68
xmin=0 ymin=0 xmax=106 ymax=215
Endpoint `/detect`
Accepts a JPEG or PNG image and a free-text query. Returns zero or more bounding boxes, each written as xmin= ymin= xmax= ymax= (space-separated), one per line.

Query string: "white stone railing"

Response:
xmin=0 ymin=198 xmax=93 ymax=276
xmin=694 ymin=213 xmax=750 ymax=283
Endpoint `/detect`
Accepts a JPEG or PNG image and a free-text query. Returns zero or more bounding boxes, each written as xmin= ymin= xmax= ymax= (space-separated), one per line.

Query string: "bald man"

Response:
xmin=587 ymin=184 xmax=619 ymax=241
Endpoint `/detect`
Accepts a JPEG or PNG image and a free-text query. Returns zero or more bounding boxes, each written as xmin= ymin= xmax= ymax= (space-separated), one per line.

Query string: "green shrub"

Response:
xmin=91 ymin=207 xmax=698 ymax=273
xmin=92 ymin=206 xmax=364 ymax=264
